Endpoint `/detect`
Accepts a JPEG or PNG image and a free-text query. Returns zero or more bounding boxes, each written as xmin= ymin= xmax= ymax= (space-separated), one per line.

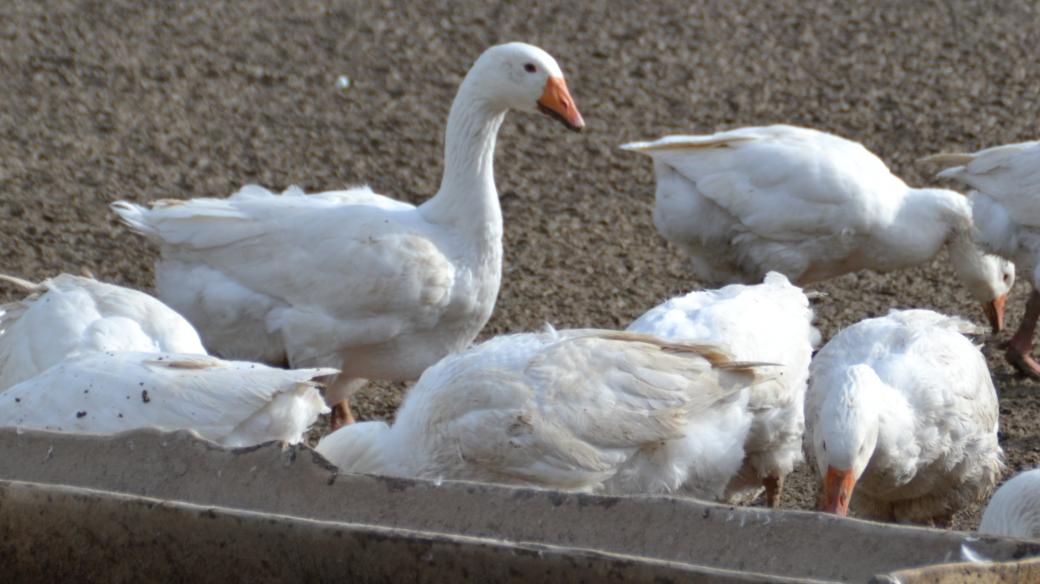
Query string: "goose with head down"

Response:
xmin=622 ymin=125 xmax=1014 ymax=333
xmin=627 ymin=272 xmax=817 ymax=507
xmin=111 ymin=43 xmax=584 ymax=429
xmin=924 ymin=142 xmax=1040 ymax=377
xmin=316 ymin=328 xmax=770 ymax=499
xmin=807 ymin=309 xmax=1003 ymax=525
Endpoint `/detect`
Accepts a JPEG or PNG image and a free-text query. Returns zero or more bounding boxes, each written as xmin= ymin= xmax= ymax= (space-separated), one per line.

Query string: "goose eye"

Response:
xmin=1003 ymin=273 xmax=1011 ymax=283
xmin=523 ymin=63 xmax=537 ymax=73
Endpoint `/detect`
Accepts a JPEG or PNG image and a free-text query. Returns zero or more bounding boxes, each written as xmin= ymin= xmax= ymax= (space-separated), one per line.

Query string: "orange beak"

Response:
xmin=537 ymin=76 xmax=585 ymax=132
xmin=982 ymin=293 xmax=1007 ymax=334
xmin=820 ymin=466 xmax=857 ymax=517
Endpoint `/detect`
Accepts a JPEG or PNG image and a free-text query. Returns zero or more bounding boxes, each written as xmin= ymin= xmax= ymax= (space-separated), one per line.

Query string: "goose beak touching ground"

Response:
xmin=538 ymin=76 xmax=584 ymax=131
xmin=983 ymin=293 xmax=1007 ymax=334
xmin=820 ymin=466 xmax=857 ymax=516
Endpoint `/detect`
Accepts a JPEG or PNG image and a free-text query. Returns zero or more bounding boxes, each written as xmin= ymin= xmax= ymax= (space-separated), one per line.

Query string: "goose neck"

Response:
xmin=421 ymin=77 xmax=506 ymax=229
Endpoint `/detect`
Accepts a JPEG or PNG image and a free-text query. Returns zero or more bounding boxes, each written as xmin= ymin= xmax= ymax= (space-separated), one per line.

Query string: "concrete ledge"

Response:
xmin=1 ymin=428 xmax=1038 ymax=582
xmin=1 ymin=480 xmax=799 ymax=583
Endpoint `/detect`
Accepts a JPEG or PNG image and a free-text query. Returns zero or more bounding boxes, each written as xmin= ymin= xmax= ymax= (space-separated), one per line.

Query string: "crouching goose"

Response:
xmin=807 ymin=309 xmax=1003 ymax=524
xmin=317 ymin=328 xmax=770 ymax=499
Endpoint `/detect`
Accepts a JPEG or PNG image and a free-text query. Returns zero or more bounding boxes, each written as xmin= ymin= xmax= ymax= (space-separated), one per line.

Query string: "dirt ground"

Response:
xmin=2 ymin=0 xmax=1039 ymax=530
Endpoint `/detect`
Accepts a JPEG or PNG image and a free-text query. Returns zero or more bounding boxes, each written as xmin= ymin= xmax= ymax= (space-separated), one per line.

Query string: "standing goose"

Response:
xmin=627 ymin=272 xmax=817 ymax=507
xmin=979 ymin=468 xmax=1040 ymax=539
xmin=0 ymin=352 xmax=334 ymax=447
xmin=0 ymin=273 xmax=205 ymax=392
xmin=923 ymin=142 xmax=1040 ymax=376
xmin=111 ymin=43 xmax=584 ymax=428
xmin=621 ymin=125 xmax=1014 ymax=332
xmin=807 ymin=310 xmax=1003 ymax=524
xmin=317 ymin=328 xmax=768 ymax=500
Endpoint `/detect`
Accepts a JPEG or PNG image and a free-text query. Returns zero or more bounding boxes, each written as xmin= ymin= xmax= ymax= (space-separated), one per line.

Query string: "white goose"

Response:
xmin=0 ymin=274 xmax=205 ymax=391
xmin=0 ymin=351 xmax=334 ymax=447
xmin=317 ymin=328 xmax=768 ymax=500
xmin=924 ymin=142 xmax=1040 ymax=377
xmin=979 ymin=468 xmax=1040 ymax=539
xmin=111 ymin=43 xmax=584 ymax=428
xmin=621 ymin=125 xmax=1014 ymax=333
xmin=627 ymin=272 xmax=817 ymax=507
xmin=807 ymin=309 xmax=1003 ymax=524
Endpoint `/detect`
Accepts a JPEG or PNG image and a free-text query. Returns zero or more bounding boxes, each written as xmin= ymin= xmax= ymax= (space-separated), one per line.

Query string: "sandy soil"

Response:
xmin=2 ymin=0 xmax=1039 ymax=530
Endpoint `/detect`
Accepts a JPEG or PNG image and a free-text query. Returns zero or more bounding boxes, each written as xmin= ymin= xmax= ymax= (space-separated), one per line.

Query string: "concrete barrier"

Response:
xmin=1 ymin=480 xmax=796 ymax=583
xmin=0 ymin=428 xmax=1038 ymax=582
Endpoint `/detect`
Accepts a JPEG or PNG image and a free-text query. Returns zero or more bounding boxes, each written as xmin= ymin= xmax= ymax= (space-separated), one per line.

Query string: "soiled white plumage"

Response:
xmin=621 ymin=125 xmax=1013 ymax=313
xmin=317 ymin=329 xmax=766 ymax=499
xmin=0 ymin=352 xmax=334 ymax=447
xmin=627 ymin=272 xmax=818 ymax=505
xmin=979 ymin=469 xmax=1040 ymax=540
xmin=807 ymin=310 xmax=1003 ymax=524
xmin=110 ymin=44 xmax=584 ymax=424
xmin=0 ymin=274 xmax=205 ymax=392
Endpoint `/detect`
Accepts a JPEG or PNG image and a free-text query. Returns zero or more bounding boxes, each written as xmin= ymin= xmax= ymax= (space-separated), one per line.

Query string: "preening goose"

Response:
xmin=111 ymin=43 xmax=584 ymax=429
xmin=317 ymin=328 xmax=769 ymax=499
xmin=924 ymin=143 xmax=1040 ymax=377
xmin=0 ymin=274 xmax=205 ymax=392
xmin=0 ymin=351 xmax=334 ymax=447
xmin=807 ymin=309 xmax=1003 ymax=524
xmin=979 ymin=468 xmax=1040 ymax=540
xmin=627 ymin=272 xmax=817 ymax=507
xmin=621 ymin=125 xmax=1014 ymax=333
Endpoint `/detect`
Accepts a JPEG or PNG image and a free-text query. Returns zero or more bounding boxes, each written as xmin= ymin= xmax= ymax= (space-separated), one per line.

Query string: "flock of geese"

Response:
xmin=3 ymin=42 xmax=1040 ymax=539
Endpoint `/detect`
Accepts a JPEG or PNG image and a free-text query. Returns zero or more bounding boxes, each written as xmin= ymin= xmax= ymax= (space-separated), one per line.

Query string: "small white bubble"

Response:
xmin=336 ymin=75 xmax=351 ymax=90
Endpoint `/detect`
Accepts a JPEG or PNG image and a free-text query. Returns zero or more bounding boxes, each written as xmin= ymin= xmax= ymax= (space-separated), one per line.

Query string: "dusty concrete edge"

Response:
xmin=3 ymin=426 xmax=1040 ymax=582
xmin=0 ymin=478 xmax=826 ymax=583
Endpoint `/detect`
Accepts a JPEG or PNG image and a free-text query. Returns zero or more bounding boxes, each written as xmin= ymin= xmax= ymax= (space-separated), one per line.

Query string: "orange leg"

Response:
xmin=1006 ymin=290 xmax=1040 ymax=379
xmin=764 ymin=475 xmax=784 ymax=508
xmin=329 ymin=400 xmax=356 ymax=430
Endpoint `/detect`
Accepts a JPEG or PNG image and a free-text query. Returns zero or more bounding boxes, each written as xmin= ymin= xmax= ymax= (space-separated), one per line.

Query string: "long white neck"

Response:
xmin=420 ymin=73 xmax=506 ymax=233
xmin=877 ymin=188 xmax=972 ymax=268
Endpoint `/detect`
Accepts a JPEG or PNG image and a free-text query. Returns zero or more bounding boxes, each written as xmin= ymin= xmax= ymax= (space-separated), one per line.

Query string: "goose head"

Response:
xmin=814 ymin=365 xmax=884 ymax=517
xmin=467 ymin=42 xmax=584 ymax=131
xmin=948 ymin=237 xmax=1014 ymax=333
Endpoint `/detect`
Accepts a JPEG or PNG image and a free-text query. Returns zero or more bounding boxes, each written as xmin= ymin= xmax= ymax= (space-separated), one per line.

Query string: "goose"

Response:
xmin=626 ymin=272 xmax=817 ymax=507
xmin=0 ymin=351 xmax=334 ymax=447
xmin=807 ymin=309 xmax=1003 ymax=524
xmin=621 ymin=125 xmax=1014 ymax=333
xmin=979 ymin=468 xmax=1040 ymax=539
xmin=110 ymin=43 xmax=585 ymax=429
xmin=0 ymin=273 xmax=205 ymax=392
xmin=317 ymin=328 xmax=769 ymax=499
xmin=923 ymin=143 xmax=1040 ymax=377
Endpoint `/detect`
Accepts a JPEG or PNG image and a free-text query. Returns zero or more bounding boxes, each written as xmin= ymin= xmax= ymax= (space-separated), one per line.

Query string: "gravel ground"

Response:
xmin=2 ymin=0 xmax=1039 ymax=530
